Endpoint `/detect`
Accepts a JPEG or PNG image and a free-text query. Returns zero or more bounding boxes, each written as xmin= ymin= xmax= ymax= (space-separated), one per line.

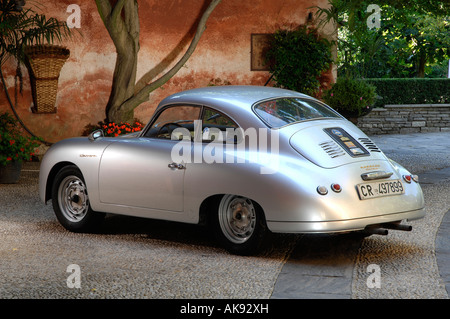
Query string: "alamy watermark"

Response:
xmin=366 ymin=264 xmax=381 ymax=289
xmin=367 ymin=4 xmax=382 ymax=30
xmin=169 ymin=120 xmax=280 ymax=175
xmin=66 ymin=264 xmax=81 ymax=288
xmin=66 ymin=4 xmax=81 ymax=29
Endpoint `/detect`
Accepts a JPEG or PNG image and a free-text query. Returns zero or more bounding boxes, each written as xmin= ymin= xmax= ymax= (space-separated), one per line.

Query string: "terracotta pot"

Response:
xmin=0 ymin=161 xmax=22 ymax=184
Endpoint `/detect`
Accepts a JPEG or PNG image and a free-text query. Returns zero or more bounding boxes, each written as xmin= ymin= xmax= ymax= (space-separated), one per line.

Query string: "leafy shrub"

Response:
xmin=363 ymin=78 xmax=450 ymax=107
xmin=0 ymin=113 xmax=41 ymax=166
xmin=265 ymin=26 xmax=333 ymax=96
xmin=323 ymin=77 xmax=377 ymax=118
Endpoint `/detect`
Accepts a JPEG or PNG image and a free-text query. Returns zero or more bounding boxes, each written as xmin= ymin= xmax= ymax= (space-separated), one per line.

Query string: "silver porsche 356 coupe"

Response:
xmin=39 ymin=86 xmax=425 ymax=255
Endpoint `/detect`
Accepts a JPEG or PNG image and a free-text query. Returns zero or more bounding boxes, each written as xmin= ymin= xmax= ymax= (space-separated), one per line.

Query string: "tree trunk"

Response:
xmin=417 ymin=52 xmax=426 ymax=78
xmin=96 ymin=0 xmax=222 ymax=123
xmin=96 ymin=0 xmax=140 ymax=123
xmin=106 ymin=46 xmax=139 ymax=123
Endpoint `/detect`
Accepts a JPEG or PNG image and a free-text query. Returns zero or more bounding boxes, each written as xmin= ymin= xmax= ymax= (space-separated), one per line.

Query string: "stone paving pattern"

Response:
xmin=0 ymin=132 xmax=449 ymax=299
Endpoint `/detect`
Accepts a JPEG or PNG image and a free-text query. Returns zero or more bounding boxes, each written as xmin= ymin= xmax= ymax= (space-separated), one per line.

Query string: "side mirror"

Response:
xmin=88 ymin=129 xmax=104 ymax=141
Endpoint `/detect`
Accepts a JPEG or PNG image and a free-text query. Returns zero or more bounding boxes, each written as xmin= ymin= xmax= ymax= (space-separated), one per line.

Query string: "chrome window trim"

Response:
xmin=252 ymin=96 xmax=343 ymax=129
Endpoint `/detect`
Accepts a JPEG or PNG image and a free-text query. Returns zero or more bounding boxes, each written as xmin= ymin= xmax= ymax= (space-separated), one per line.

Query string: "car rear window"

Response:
xmin=254 ymin=98 xmax=340 ymax=128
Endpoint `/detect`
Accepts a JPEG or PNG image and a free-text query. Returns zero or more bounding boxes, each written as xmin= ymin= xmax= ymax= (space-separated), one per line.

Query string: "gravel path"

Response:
xmin=0 ymin=165 xmax=297 ymax=298
xmin=0 ymin=131 xmax=449 ymax=299
xmin=351 ymin=132 xmax=450 ymax=299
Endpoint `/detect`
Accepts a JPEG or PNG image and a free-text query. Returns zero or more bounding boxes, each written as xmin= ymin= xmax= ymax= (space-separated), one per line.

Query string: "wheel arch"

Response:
xmin=198 ymin=193 xmax=267 ymax=226
xmin=44 ymin=161 xmax=78 ymax=203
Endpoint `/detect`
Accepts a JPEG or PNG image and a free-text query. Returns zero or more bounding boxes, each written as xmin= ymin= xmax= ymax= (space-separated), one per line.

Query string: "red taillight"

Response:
xmin=403 ymin=175 xmax=412 ymax=183
xmin=331 ymin=183 xmax=342 ymax=193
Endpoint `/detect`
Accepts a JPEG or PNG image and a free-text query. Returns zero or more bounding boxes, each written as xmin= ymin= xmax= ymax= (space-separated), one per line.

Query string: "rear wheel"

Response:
xmin=51 ymin=165 xmax=104 ymax=232
xmin=210 ymin=194 xmax=268 ymax=255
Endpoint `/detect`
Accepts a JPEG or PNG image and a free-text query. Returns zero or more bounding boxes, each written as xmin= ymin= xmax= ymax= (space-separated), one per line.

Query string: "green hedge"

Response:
xmin=363 ymin=78 xmax=450 ymax=107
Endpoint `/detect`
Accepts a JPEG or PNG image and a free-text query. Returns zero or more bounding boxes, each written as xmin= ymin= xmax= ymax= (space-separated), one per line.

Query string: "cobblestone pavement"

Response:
xmin=0 ymin=132 xmax=449 ymax=300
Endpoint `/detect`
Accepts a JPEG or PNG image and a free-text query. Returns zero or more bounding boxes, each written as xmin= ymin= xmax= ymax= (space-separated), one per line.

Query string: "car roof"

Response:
xmin=157 ymin=85 xmax=311 ymax=114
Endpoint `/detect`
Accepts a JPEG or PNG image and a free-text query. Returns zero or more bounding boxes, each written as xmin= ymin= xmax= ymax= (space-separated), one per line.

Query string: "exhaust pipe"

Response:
xmin=382 ymin=223 xmax=412 ymax=232
xmin=363 ymin=223 xmax=412 ymax=236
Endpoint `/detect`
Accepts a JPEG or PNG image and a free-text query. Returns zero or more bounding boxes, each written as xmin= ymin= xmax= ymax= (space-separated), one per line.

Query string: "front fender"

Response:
xmin=38 ymin=137 xmax=111 ymax=208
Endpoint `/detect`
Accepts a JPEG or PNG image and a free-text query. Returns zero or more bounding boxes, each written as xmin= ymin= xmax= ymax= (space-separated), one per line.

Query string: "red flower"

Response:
xmin=6 ymin=157 xmax=12 ymax=161
xmin=9 ymin=140 xmax=15 ymax=145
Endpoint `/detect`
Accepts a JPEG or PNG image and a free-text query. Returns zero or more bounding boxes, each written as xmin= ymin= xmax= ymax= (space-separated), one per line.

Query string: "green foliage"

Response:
xmin=314 ymin=0 xmax=450 ymax=78
xmin=364 ymin=78 xmax=450 ymax=107
xmin=265 ymin=26 xmax=333 ymax=96
xmin=0 ymin=0 xmax=72 ymax=66
xmin=0 ymin=112 xmax=41 ymax=166
xmin=0 ymin=0 xmax=73 ymax=110
xmin=363 ymin=8 xmax=450 ymax=78
xmin=323 ymin=77 xmax=377 ymax=118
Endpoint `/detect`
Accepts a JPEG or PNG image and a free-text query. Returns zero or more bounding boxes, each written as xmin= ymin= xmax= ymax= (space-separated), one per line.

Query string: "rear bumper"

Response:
xmin=267 ymin=207 xmax=425 ymax=234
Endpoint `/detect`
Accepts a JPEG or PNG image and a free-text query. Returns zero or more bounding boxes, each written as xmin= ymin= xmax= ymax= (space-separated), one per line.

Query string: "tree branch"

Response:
xmin=111 ymin=0 xmax=126 ymax=26
xmin=124 ymin=0 xmax=139 ymax=45
xmin=95 ymin=0 xmax=112 ymax=25
xmin=96 ymin=0 xmax=130 ymax=52
xmin=120 ymin=0 xmax=222 ymax=112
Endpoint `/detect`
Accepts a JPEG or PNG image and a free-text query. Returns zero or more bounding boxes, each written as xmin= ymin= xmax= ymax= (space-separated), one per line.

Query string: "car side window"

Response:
xmin=201 ymin=108 xmax=239 ymax=143
xmin=144 ymin=105 xmax=201 ymax=139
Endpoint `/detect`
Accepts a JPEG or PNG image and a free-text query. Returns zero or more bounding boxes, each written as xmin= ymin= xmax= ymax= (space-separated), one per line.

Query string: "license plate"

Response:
xmin=356 ymin=179 xmax=405 ymax=200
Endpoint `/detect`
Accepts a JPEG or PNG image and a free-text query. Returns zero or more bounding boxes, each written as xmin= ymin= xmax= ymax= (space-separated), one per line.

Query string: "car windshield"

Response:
xmin=254 ymin=98 xmax=340 ymax=128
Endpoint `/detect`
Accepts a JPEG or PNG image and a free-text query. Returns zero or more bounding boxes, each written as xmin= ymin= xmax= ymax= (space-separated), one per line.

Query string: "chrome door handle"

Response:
xmin=168 ymin=162 xmax=177 ymax=169
xmin=168 ymin=162 xmax=185 ymax=169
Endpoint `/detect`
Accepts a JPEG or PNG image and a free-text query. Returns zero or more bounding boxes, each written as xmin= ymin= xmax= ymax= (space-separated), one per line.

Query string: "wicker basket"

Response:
xmin=25 ymin=45 xmax=70 ymax=113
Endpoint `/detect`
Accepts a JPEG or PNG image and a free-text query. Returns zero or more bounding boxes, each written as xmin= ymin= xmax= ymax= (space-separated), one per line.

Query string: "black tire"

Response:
xmin=51 ymin=165 xmax=105 ymax=232
xmin=209 ymin=195 xmax=268 ymax=255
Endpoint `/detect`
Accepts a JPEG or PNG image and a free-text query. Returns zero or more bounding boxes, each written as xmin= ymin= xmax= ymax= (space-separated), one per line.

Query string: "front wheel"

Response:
xmin=210 ymin=195 xmax=268 ymax=255
xmin=51 ymin=165 xmax=104 ymax=232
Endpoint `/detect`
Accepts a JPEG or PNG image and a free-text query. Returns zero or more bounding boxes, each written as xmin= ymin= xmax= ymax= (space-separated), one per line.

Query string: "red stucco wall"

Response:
xmin=0 ymin=0 xmax=334 ymax=144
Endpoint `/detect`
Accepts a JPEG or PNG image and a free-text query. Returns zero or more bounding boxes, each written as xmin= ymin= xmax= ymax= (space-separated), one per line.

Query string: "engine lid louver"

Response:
xmin=358 ymin=137 xmax=381 ymax=153
xmin=289 ymin=122 xmax=387 ymax=168
xmin=319 ymin=141 xmax=346 ymax=158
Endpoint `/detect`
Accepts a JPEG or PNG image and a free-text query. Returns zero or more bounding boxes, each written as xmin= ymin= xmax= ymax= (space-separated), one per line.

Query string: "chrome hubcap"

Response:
xmin=58 ymin=175 xmax=89 ymax=222
xmin=218 ymin=195 xmax=256 ymax=244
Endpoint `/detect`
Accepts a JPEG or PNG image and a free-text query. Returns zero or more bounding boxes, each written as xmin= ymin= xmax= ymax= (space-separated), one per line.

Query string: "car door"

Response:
xmin=98 ymin=105 xmax=201 ymax=212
